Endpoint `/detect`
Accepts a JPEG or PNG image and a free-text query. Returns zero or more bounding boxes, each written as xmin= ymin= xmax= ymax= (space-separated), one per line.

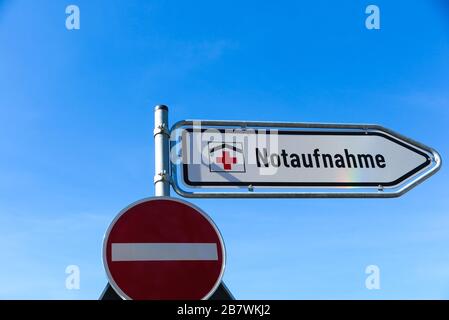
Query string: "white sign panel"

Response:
xmin=171 ymin=121 xmax=441 ymax=198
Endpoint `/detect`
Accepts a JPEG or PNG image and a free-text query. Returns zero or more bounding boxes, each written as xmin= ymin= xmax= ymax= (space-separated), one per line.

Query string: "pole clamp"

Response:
xmin=153 ymin=123 xmax=170 ymax=138
xmin=154 ymin=170 xmax=171 ymax=185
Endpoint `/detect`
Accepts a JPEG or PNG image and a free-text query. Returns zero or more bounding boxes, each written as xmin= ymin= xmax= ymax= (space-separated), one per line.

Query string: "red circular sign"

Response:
xmin=103 ymin=197 xmax=225 ymax=300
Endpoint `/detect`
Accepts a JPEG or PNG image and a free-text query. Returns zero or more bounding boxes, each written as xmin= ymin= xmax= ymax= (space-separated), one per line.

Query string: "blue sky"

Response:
xmin=0 ymin=0 xmax=449 ymax=299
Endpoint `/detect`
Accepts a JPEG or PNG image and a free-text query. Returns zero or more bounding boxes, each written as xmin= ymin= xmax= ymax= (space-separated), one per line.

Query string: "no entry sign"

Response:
xmin=103 ymin=197 xmax=226 ymax=300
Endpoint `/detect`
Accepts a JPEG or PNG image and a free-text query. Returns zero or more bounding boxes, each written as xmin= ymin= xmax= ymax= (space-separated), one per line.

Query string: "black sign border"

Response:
xmin=182 ymin=129 xmax=431 ymax=188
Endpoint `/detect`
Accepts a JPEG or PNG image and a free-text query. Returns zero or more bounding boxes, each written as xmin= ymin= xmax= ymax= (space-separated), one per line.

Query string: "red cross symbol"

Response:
xmin=216 ymin=151 xmax=237 ymax=170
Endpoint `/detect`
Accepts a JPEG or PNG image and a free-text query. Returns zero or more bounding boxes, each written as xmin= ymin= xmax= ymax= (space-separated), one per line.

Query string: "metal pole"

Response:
xmin=154 ymin=105 xmax=171 ymax=197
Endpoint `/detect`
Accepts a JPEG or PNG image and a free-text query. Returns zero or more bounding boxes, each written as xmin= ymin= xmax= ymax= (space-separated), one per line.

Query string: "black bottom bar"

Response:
xmin=0 ymin=300 xmax=443 ymax=319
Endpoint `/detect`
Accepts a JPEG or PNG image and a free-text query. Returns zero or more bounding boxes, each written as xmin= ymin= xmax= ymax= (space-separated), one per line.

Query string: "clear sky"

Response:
xmin=0 ymin=0 xmax=449 ymax=299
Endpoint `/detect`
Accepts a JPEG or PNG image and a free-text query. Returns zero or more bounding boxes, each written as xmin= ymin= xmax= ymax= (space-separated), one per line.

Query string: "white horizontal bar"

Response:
xmin=111 ymin=243 xmax=218 ymax=261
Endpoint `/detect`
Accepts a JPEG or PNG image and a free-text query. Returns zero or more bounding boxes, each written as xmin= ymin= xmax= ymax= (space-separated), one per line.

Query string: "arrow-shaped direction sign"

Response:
xmin=170 ymin=121 xmax=441 ymax=198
